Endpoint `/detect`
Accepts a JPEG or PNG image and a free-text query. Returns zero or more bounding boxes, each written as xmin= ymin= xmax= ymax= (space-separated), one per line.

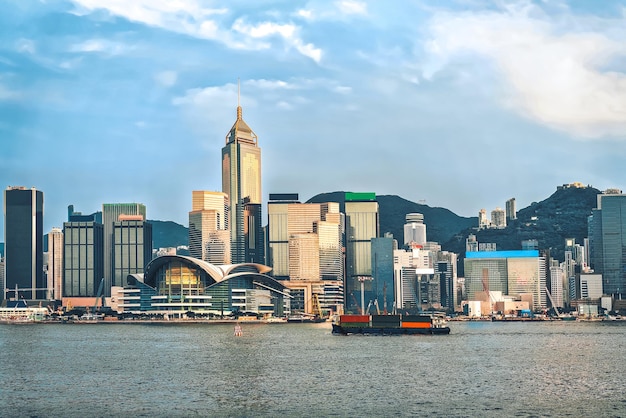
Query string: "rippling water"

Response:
xmin=1 ymin=320 xmax=625 ymax=417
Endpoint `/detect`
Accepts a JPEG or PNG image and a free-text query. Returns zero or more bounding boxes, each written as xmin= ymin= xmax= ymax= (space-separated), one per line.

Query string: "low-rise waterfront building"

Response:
xmin=116 ymin=255 xmax=289 ymax=317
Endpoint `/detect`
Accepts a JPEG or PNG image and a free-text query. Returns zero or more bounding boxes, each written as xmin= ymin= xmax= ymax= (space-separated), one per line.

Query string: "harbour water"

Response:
xmin=1 ymin=320 xmax=625 ymax=417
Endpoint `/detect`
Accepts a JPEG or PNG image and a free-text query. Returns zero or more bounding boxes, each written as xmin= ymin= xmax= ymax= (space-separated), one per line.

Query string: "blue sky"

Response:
xmin=2 ymin=0 xmax=626 ymax=238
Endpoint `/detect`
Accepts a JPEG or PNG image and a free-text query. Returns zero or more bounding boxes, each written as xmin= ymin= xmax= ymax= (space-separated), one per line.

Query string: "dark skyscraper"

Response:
xmin=591 ymin=191 xmax=626 ymax=298
xmin=112 ymin=216 xmax=152 ymax=290
xmin=3 ymin=186 xmax=45 ymax=300
xmin=63 ymin=220 xmax=104 ymax=297
xmin=222 ymin=89 xmax=263 ymax=264
xmin=102 ymin=203 xmax=146 ymax=296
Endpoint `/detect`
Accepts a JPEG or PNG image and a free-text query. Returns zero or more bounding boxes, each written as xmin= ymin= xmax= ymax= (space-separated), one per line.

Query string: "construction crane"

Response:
xmin=545 ymin=286 xmax=563 ymax=318
xmin=357 ymin=276 xmax=373 ymax=314
xmin=311 ymin=294 xmax=322 ymax=318
xmin=93 ymin=278 xmax=105 ymax=314
xmin=481 ymin=268 xmax=496 ymax=317
xmin=365 ymin=299 xmax=380 ymax=315
xmin=382 ymin=282 xmax=388 ymax=315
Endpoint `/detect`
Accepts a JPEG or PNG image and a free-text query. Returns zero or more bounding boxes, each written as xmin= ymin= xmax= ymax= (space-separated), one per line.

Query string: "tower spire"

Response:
xmin=237 ymin=78 xmax=242 ymax=120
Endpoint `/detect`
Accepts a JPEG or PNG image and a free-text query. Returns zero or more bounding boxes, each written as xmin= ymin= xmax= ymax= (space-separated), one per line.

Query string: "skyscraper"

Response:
xmin=189 ymin=191 xmax=230 ymax=264
xmin=344 ymin=192 xmax=379 ymax=313
xmin=102 ymin=203 xmax=146 ymax=296
xmin=371 ymin=236 xmax=395 ymax=314
xmin=491 ymin=207 xmax=506 ymax=229
xmin=63 ymin=219 xmax=104 ymax=297
xmin=3 ymin=186 xmax=45 ymax=300
xmin=464 ymin=250 xmax=546 ymax=310
xmin=47 ymin=227 xmax=63 ymax=300
xmin=222 ymin=90 xmax=262 ymax=264
xmin=113 ymin=216 xmax=152 ymax=289
xmin=267 ymin=193 xmax=300 ymax=279
xmin=506 ymin=198 xmax=517 ymax=220
xmin=403 ymin=213 xmax=426 ymax=247
xmin=590 ymin=191 xmax=626 ymax=298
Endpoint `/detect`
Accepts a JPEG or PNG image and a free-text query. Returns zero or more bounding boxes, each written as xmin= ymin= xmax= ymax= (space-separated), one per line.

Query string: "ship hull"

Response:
xmin=332 ymin=314 xmax=450 ymax=335
xmin=332 ymin=323 xmax=450 ymax=335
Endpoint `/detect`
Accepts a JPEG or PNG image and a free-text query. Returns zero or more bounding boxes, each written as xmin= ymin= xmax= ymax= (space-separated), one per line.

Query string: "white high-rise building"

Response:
xmin=289 ymin=233 xmax=320 ymax=281
xmin=403 ymin=213 xmax=426 ymax=247
xmin=491 ymin=208 xmax=506 ymax=229
xmin=478 ymin=209 xmax=489 ymax=229
xmin=47 ymin=227 xmax=63 ymax=300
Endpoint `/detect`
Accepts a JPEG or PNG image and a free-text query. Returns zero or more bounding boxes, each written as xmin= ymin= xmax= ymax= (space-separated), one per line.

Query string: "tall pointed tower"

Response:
xmin=222 ymin=83 xmax=263 ymax=264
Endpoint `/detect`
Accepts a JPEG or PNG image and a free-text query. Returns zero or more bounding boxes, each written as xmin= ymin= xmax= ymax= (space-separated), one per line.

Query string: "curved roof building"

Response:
xmin=122 ymin=255 xmax=289 ymax=316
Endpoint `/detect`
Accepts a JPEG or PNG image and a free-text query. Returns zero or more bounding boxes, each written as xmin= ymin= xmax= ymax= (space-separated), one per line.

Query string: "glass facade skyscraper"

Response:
xmin=63 ymin=220 xmax=104 ymax=297
xmin=102 ymin=203 xmax=146 ymax=296
xmin=591 ymin=192 xmax=626 ymax=297
xmin=222 ymin=99 xmax=262 ymax=264
xmin=267 ymin=194 xmax=300 ymax=279
xmin=3 ymin=186 xmax=45 ymax=300
xmin=464 ymin=250 xmax=546 ymax=310
xmin=344 ymin=192 xmax=379 ymax=313
xmin=113 ymin=218 xmax=152 ymax=290
xmin=371 ymin=236 xmax=395 ymax=314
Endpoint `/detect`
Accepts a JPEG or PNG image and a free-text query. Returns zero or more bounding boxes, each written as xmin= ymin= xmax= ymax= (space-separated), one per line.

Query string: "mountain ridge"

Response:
xmin=150 ymin=186 xmax=601 ymax=263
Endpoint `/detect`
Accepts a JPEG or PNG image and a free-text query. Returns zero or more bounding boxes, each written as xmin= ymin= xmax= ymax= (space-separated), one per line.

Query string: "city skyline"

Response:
xmin=2 ymin=1 xmax=626 ymax=239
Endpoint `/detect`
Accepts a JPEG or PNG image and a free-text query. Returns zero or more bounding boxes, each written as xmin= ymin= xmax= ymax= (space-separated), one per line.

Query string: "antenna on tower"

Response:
xmin=236 ymin=78 xmax=242 ymax=120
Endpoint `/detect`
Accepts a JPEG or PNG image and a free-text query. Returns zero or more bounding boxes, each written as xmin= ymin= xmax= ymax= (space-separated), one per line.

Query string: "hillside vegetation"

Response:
xmin=151 ymin=186 xmax=602 ymax=264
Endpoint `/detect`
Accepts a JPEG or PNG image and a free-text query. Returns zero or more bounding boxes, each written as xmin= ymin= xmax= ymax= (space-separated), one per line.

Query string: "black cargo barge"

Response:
xmin=332 ymin=314 xmax=450 ymax=335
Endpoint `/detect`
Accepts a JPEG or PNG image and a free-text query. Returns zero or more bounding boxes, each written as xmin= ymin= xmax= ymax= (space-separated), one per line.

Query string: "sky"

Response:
xmin=2 ymin=0 xmax=626 ymax=238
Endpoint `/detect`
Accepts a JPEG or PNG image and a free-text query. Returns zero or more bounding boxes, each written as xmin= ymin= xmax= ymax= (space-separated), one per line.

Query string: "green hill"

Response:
xmin=150 ymin=186 xmax=602 ymax=266
xmin=307 ymin=192 xmax=476 ymax=245
xmin=442 ymin=185 xmax=600 ymax=261
xmin=147 ymin=220 xmax=188 ymax=249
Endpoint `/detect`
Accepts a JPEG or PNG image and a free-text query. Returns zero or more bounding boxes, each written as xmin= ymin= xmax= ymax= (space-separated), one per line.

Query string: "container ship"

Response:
xmin=332 ymin=314 xmax=450 ymax=335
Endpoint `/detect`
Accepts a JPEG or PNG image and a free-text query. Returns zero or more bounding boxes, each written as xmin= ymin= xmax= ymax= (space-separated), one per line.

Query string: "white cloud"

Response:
xmin=246 ymin=79 xmax=293 ymax=90
xmin=69 ymin=38 xmax=130 ymax=55
xmin=424 ymin=4 xmax=626 ymax=139
xmin=233 ymin=20 xmax=295 ymax=39
xmin=232 ymin=19 xmax=322 ymax=62
xmin=70 ymin=0 xmax=321 ymax=62
xmin=295 ymin=0 xmax=367 ymax=21
xmin=0 ymin=84 xmax=21 ymax=101
xmin=336 ymin=0 xmax=367 ymax=15
xmin=16 ymin=38 xmax=36 ymax=54
xmin=154 ymin=71 xmax=177 ymax=87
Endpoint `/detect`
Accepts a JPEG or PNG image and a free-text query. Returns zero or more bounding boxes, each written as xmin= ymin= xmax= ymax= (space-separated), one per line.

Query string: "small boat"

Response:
xmin=0 ymin=301 xmax=49 ymax=324
xmin=332 ymin=314 xmax=450 ymax=335
xmin=266 ymin=316 xmax=288 ymax=323
xmin=234 ymin=323 xmax=243 ymax=336
xmin=78 ymin=312 xmax=105 ymax=322
xmin=287 ymin=313 xmax=326 ymax=323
